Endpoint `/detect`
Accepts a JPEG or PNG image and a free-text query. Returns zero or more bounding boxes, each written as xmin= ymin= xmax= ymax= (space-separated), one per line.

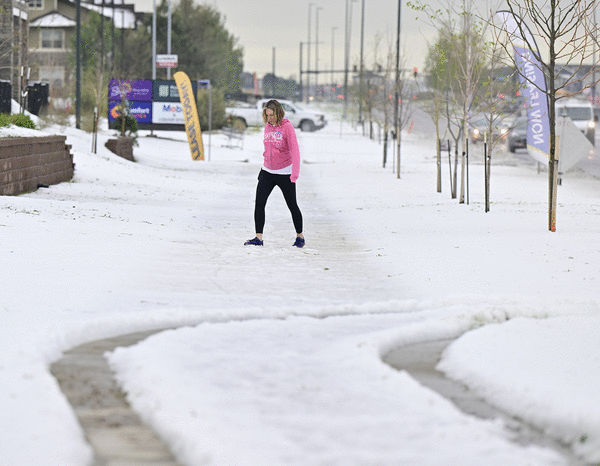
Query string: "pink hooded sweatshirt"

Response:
xmin=263 ymin=118 xmax=301 ymax=182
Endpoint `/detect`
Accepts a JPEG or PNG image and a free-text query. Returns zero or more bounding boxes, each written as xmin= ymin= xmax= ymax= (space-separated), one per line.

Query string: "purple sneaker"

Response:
xmin=292 ymin=237 xmax=305 ymax=248
xmin=244 ymin=237 xmax=263 ymax=246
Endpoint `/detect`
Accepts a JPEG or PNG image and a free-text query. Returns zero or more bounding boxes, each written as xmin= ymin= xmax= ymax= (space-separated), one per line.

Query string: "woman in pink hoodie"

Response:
xmin=244 ymin=99 xmax=305 ymax=248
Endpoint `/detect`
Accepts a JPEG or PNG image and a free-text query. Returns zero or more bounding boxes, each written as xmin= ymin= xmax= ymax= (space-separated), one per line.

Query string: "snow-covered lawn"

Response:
xmin=1 ymin=107 xmax=599 ymax=465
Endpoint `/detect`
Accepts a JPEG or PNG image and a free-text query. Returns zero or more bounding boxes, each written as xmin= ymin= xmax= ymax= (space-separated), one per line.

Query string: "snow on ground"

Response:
xmin=437 ymin=315 xmax=600 ymax=462
xmin=1 ymin=105 xmax=599 ymax=465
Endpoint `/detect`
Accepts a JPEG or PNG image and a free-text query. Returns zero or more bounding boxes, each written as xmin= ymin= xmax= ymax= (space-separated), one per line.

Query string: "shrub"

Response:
xmin=113 ymin=114 xmax=138 ymax=137
xmin=0 ymin=113 xmax=36 ymax=130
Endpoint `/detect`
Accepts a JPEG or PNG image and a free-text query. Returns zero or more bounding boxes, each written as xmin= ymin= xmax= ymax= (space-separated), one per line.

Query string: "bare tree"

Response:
xmin=455 ymin=0 xmax=488 ymax=203
xmin=493 ymin=0 xmax=600 ymax=231
xmin=410 ymin=0 xmax=488 ymax=198
xmin=367 ymin=31 xmax=413 ymax=175
xmin=393 ymin=65 xmax=414 ymax=179
xmin=361 ymin=32 xmax=385 ymax=143
xmin=419 ymin=87 xmax=445 ymax=193
xmin=473 ymin=31 xmax=520 ymax=212
xmin=424 ymin=29 xmax=466 ymax=198
xmin=421 ymin=27 xmax=464 ymax=197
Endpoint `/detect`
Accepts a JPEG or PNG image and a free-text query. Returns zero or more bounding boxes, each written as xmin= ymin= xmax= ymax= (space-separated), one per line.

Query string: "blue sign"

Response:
xmin=108 ymin=100 xmax=152 ymax=123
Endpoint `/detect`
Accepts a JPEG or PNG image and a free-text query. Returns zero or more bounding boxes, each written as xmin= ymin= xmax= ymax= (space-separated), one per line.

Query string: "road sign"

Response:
xmin=156 ymin=54 xmax=178 ymax=68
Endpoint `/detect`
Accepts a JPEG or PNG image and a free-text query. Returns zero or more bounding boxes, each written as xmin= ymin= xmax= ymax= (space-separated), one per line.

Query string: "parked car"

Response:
xmin=506 ymin=117 xmax=528 ymax=152
xmin=555 ymin=99 xmax=596 ymax=145
xmin=469 ymin=116 xmax=507 ymax=145
xmin=225 ymin=99 xmax=327 ymax=132
xmin=469 ymin=118 xmax=487 ymax=144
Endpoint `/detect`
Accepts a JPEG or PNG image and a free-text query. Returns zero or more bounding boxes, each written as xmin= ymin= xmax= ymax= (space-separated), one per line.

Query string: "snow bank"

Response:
xmin=437 ymin=315 xmax=600 ymax=463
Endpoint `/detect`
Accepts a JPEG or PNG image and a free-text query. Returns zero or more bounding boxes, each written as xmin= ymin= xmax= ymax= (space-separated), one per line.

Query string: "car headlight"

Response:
xmin=588 ymin=120 xmax=596 ymax=129
xmin=473 ymin=129 xmax=480 ymax=137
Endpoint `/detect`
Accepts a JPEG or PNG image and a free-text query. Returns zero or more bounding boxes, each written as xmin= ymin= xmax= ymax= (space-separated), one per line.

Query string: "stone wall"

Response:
xmin=0 ymin=135 xmax=74 ymax=195
xmin=105 ymin=136 xmax=135 ymax=161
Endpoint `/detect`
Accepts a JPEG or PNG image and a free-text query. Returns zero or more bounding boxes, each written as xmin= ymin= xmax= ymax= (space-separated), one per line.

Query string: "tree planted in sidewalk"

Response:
xmin=413 ymin=0 xmax=487 ymax=200
xmin=493 ymin=0 xmax=600 ymax=231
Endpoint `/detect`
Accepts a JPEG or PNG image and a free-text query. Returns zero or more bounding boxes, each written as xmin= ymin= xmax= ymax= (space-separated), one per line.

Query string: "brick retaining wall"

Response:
xmin=0 ymin=135 xmax=74 ymax=195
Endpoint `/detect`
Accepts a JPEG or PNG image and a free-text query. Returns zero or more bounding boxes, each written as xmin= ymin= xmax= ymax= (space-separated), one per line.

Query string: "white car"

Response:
xmin=555 ymin=99 xmax=596 ymax=145
xmin=226 ymin=99 xmax=327 ymax=132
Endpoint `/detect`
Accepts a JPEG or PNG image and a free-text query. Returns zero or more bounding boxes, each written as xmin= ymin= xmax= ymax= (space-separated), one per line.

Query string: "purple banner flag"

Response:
xmin=496 ymin=10 xmax=550 ymax=164
xmin=109 ymin=79 xmax=153 ymax=102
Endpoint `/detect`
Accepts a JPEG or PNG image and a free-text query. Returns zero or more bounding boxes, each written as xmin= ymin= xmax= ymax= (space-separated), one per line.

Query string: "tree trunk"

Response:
xmin=396 ymin=130 xmax=401 ymax=179
xmin=437 ymin=139 xmax=442 ymax=193
xmin=383 ymin=127 xmax=388 ymax=168
xmin=547 ymin=0 xmax=558 ymax=231
xmin=459 ymin=150 xmax=466 ymax=203
xmin=452 ymin=146 xmax=458 ymax=199
xmin=548 ymin=159 xmax=558 ymax=231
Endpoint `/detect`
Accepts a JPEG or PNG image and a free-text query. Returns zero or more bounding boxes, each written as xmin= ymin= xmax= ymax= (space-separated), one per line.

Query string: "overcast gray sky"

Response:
xmin=134 ymin=0 xmax=501 ymax=81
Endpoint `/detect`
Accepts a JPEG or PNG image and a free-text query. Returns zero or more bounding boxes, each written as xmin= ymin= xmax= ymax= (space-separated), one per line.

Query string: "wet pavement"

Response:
xmin=383 ymin=339 xmax=589 ymax=466
xmin=51 ymin=330 xmax=589 ymax=466
xmin=50 ymin=330 xmax=183 ymax=466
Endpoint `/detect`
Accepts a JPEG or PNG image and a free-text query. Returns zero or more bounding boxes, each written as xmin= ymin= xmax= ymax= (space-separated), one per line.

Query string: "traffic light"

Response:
xmin=413 ymin=67 xmax=418 ymax=78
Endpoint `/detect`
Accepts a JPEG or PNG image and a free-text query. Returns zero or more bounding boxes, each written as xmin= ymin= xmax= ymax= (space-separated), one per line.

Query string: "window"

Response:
xmin=41 ymin=29 xmax=63 ymax=49
xmin=39 ymin=66 xmax=65 ymax=90
xmin=29 ymin=0 xmax=43 ymax=9
xmin=561 ymin=107 xmax=592 ymax=122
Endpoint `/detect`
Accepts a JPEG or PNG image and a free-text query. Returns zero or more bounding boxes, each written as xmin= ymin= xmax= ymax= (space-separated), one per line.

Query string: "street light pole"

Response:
xmin=299 ymin=42 xmax=303 ymax=102
xmin=272 ymin=47 xmax=276 ymax=96
xmin=316 ymin=6 xmax=323 ymax=97
xmin=75 ymin=0 xmax=81 ymax=129
xmin=593 ymin=7 xmax=597 ymax=104
xmin=307 ymin=3 xmax=315 ymax=103
xmin=167 ymin=0 xmax=172 ymax=79
xmin=152 ymin=0 xmax=156 ymax=80
xmin=394 ymin=0 xmax=402 ymax=179
xmin=358 ymin=0 xmax=365 ymax=125
xmin=343 ymin=0 xmax=357 ymax=119
xmin=331 ymin=27 xmax=337 ymax=96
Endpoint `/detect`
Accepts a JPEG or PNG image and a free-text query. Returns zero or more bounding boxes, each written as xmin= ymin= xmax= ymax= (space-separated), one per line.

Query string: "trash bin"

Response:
xmin=27 ymin=81 xmax=49 ymax=115
xmin=0 ymin=80 xmax=11 ymax=114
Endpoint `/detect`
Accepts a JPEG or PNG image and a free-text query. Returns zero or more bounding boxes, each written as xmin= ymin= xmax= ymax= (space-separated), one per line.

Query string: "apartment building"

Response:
xmin=27 ymin=0 xmax=137 ymax=108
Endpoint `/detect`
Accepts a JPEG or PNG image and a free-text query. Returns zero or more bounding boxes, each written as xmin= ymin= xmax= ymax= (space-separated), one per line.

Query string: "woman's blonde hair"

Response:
xmin=262 ymin=99 xmax=285 ymax=125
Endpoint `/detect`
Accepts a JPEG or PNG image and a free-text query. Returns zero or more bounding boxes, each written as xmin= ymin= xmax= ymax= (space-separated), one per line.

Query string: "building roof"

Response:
xmin=29 ymin=12 xmax=76 ymax=27
xmin=81 ymin=2 xmax=137 ymax=29
xmin=29 ymin=2 xmax=137 ymax=29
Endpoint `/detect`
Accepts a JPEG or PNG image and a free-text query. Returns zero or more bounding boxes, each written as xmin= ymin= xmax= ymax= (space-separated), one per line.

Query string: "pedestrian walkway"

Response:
xmin=383 ymin=340 xmax=589 ymax=466
xmin=51 ymin=327 xmax=588 ymax=466
xmin=51 ymin=330 xmax=183 ymax=466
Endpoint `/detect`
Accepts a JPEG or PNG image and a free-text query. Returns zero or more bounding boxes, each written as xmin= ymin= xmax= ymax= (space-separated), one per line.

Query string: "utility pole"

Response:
xmin=394 ymin=0 xmax=401 ymax=178
xmin=272 ymin=47 xmax=276 ymax=96
xmin=167 ymin=0 xmax=172 ymax=79
xmin=76 ymin=0 xmax=81 ymax=129
xmin=316 ymin=6 xmax=323 ymax=96
xmin=307 ymin=3 xmax=315 ymax=103
xmin=593 ymin=7 xmax=598 ymax=104
xmin=152 ymin=0 xmax=156 ymax=80
xmin=331 ymin=27 xmax=337 ymax=95
xmin=343 ymin=0 xmax=357 ymax=119
xmin=299 ymin=42 xmax=304 ymax=102
xmin=358 ymin=0 xmax=365 ymax=125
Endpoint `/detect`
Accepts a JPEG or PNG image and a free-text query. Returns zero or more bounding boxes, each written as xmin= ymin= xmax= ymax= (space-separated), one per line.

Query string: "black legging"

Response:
xmin=254 ymin=169 xmax=303 ymax=235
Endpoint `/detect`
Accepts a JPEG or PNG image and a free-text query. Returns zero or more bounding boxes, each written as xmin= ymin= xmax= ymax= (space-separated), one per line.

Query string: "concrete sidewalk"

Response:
xmin=51 ymin=329 xmax=587 ymax=466
xmin=51 ymin=329 xmax=183 ymax=466
xmin=383 ymin=340 xmax=588 ymax=466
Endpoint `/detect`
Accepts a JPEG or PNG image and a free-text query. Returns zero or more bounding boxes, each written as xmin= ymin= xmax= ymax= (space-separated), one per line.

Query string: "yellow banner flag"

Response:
xmin=174 ymin=71 xmax=204 ymax=161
